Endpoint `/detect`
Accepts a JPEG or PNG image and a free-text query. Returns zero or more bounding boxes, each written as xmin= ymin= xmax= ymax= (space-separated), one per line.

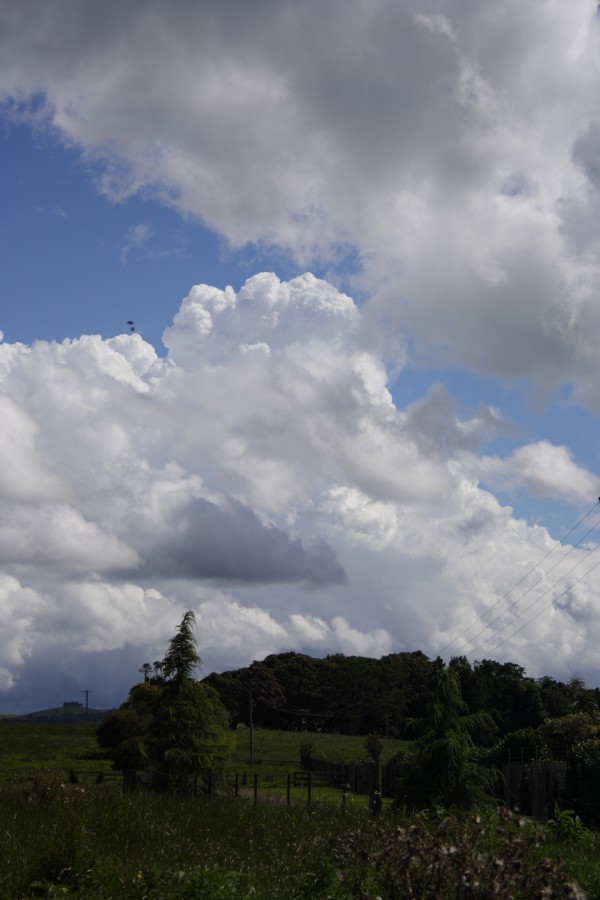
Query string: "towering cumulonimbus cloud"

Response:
xmin=0 ymin=272 xmax=599 ymax=711
xmin=3 ymin=1 xmax=600 ymax=710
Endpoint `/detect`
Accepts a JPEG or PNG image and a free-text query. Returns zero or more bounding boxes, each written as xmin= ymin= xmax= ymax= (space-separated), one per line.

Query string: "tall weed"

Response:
xmin=0 ymin=782 xmax=593 ymax=898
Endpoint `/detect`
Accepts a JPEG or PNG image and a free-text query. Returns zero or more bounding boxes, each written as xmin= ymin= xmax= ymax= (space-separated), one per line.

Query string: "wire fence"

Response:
xmin=8 ymin=743 xmax=599 ymax=823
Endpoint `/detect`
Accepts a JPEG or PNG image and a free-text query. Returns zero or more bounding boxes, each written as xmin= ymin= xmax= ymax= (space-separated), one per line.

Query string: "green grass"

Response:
xmin=226 ymin=727 xmax=410 ymax=805
xmin=0 ymin=725 xmax=597 ymax=897
xmin=0 ymin=781 xmax=595 ymax=898
xmin=230 ymin=770 xmax=390 ymax=809
xmin=0 ymin=722 xmax=112 ymax=780
xmin=0 ymin=722 xmax=407 ymax=775
xmin=232 ymin=726 xmax=410 ymax=765
xmin=0 ymin=722 xmax=407 ymax=813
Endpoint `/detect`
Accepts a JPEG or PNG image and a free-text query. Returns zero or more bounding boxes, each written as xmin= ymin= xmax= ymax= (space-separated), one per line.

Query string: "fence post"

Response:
xmin=287 ymin=771 xmax=291 ymax=807
xmin=307 ymin=772 xmax=312 ymax=806
xmin=253 ymin=772 xmax=258 ymax=806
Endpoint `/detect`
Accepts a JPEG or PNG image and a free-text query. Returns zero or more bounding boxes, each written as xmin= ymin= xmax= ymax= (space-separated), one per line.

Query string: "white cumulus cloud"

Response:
xmin=0 ymin=273 xmax=598 ymax=710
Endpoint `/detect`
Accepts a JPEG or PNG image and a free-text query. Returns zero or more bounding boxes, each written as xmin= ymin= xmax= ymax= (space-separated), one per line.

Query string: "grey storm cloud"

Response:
xmin=573 ymin=122 xmax=600 ymax=189
xmin=127 ymin=495 xmax=347 ymax=586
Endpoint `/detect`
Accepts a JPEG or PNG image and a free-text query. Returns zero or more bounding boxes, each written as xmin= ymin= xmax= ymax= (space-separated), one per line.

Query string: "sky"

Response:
xmin=2 ymin=0 xmax=600 ymax=713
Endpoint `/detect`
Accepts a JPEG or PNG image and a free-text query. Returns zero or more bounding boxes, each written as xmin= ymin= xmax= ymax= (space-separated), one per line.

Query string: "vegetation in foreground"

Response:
xmin=2 ymin=615 xmax=600 ymax=897
xmin=0 ymin=773 xmax=596 ymax=899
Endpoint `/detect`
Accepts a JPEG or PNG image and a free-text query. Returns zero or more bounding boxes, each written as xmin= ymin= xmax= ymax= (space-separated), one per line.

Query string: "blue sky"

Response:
xmin=2 ymin=0 xmax=600 ymax=712
xmin=2 ymin=121 xmax=257 ymax=350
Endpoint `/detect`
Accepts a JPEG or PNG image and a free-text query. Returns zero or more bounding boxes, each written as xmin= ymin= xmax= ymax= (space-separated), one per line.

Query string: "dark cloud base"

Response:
xmin=122 ymin=495 xmax=347 ymax=586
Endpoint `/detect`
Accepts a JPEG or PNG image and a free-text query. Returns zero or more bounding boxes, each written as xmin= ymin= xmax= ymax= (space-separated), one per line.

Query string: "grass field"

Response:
xmin=232 ymin=725 xmax=408 ymax=764
xmin=0 ymin=723 xmax=598 ymax=897
xmin=0 ymin=721 xmax=406 ymax=777
xmin=0 ymin=722 xmax=405 ymax=806
xmin=0 ymin=723 xmax=113 ymax=780
xmin=0 ymin=780 xmax=596 ymax=898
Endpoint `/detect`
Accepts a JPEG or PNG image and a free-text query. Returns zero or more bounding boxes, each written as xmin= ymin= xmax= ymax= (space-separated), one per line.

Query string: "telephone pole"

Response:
xmin=81 ymin=689 xmax=92 ymax=722
xmin=248 ymin=686 xmax=254 ymax=765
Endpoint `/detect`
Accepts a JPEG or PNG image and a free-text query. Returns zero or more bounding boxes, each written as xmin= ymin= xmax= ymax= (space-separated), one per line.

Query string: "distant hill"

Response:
xmin=0 ymin=705 xmax=113 ymax=724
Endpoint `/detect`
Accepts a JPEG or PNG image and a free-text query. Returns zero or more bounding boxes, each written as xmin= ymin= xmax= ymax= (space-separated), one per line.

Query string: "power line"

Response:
xmin=455 ymin=517 xmax=600 ymax=657
xmin=438 ymin=499 xmax=600 ymax=659
xmin=469 ymin=540 xmax=600 ymax=657
xmin=469 ymin=553 xmax=600 ymax=659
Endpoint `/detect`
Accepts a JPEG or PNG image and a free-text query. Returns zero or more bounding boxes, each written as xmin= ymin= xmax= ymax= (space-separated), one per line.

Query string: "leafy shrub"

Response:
xmin=97 ymin=708 xmax=150 ymax=755
xmin=340 ymin=807 xmax=586 ymax=899
xmin=546 ymin=804 xmax=590 ymax=844
xmin=567 ymin=737 xmax=600 ymax=825
xmin=490 ymin=726 xmax=550 ymax=761
xmin=300 ymin=742 xmax=328 ymax=768
xmin=541 ymin=712 xmax=600 ymax=758
xmin=4 ymin=768 xmax=66 ymax=806
xmin=364 ymin=732 xmax=384 ymax=764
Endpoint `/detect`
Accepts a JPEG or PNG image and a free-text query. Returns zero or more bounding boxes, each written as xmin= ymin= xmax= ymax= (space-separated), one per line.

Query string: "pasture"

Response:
xmin=0 ymin=721 xmax=405 ymax=784
xmin=0 ymin=722 xmax=598 ymax=897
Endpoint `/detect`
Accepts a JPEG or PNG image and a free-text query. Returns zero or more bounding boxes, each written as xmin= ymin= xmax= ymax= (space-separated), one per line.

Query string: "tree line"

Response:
xmin=97 ymin=615 xmax=600 ymax=821
xmin=202 ymin=650 xmax=599 ymax=738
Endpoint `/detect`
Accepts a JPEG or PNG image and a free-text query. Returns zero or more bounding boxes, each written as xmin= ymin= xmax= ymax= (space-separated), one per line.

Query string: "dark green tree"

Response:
xmin=537 ymin=676 xmax=573 ymax=719
xmin=364 ymin=732 xmax=384 ymax=765
xmin=162 ymin=610 xmax=200 ymax=681
xmin=239 ymin=661 xmax=286 ymax=728
xmin=263 ymin=652 xmax=328 ymax=729
xmin=145 ymin=611 xmax=230 ymax=789
xmin=568 ymin=738 xmax=600 ymax=825
xmin=399 ymin=667 xmax=497 ymax=810
xmin=567 ymin=676 xmax=599 ymax=714
xmin=97 ymin=612 xmax=230 ymax=790
xmin=97 ymin=681 xmax=160 ymax=770
xmin=139 ymin=662 xmax=154 ymax=683
xmin=474 ymin=659 xmax=545 ymax=734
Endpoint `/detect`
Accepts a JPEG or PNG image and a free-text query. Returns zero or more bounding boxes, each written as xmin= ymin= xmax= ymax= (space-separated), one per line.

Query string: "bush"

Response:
xmin=0 ymin=775 xmax=592 ymax=898
xmin=300 ymin=742 xmax=328 ymax=768
xmin=568 ymin=738 xmax=600 ymax=825
xmin=97 ymin=708 xmax=150 ymax=756
xmin=4 ymin=768 xmax=65 ymax=806
xmin=340 ymin=807 xmax=586 ymax=899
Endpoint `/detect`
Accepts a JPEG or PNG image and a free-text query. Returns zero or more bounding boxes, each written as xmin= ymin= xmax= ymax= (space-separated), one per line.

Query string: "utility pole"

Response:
xmin=81 ymin=690 xmax=92 ymax=722
xmin=248 ymin=686 xmax=254 ymax=765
